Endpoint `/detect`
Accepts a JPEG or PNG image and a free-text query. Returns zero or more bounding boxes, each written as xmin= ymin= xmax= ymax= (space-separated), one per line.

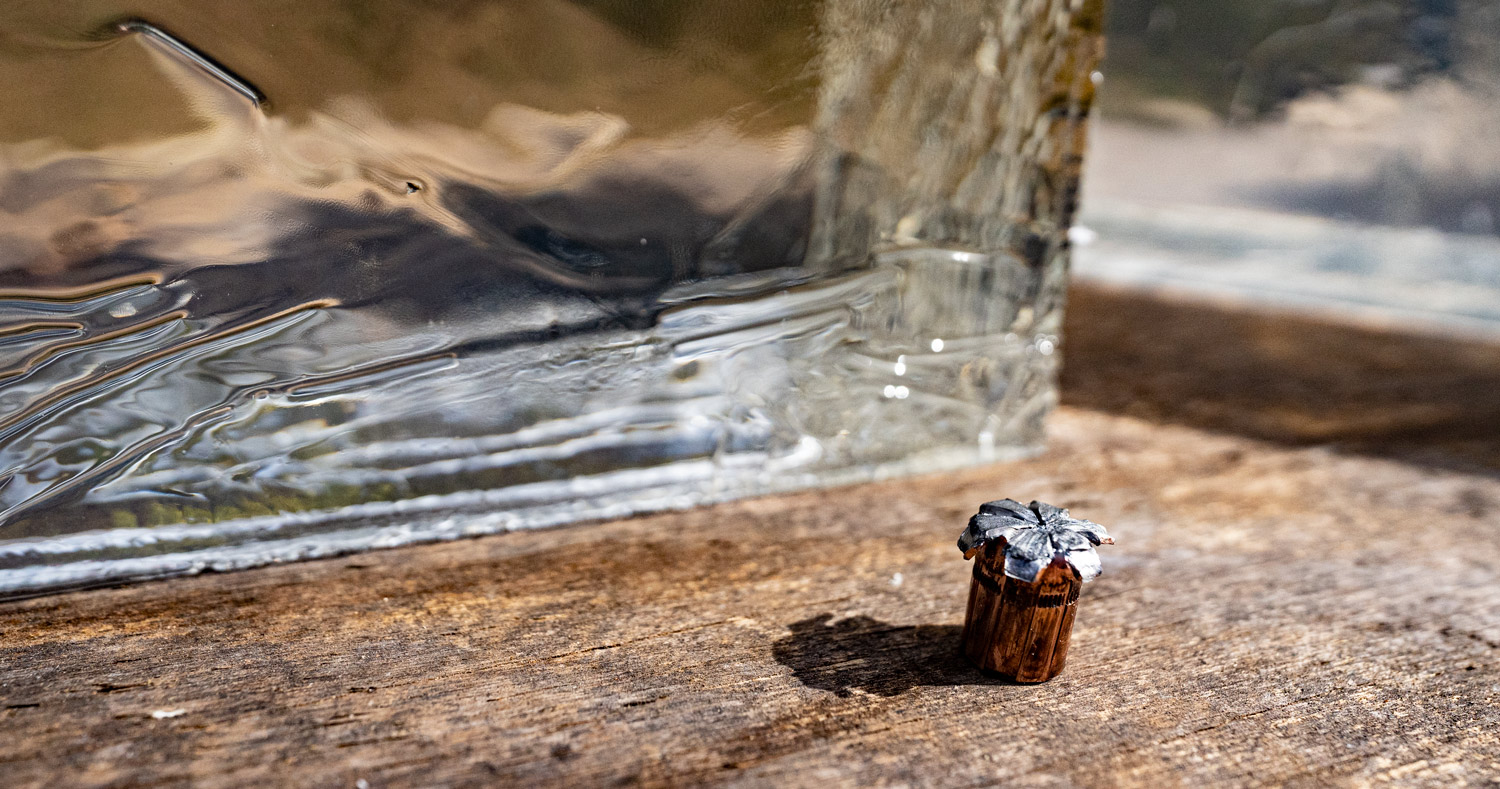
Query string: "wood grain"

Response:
xmin=2 ymin=406 xmax=1498 ymax=787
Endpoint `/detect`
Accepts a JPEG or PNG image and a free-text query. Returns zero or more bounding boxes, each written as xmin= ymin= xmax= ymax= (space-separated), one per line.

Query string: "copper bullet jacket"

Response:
xmin=958 ymin=499 xmax=1113 ymax=683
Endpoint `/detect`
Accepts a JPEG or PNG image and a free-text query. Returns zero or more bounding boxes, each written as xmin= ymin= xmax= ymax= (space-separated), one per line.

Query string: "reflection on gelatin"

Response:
xmin=110 ymin=20 xmax=267 ymax=107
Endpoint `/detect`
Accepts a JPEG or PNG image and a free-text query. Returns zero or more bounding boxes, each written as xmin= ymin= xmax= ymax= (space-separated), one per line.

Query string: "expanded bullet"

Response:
xmin=958 ymin=499 xmax=1113 ymax=683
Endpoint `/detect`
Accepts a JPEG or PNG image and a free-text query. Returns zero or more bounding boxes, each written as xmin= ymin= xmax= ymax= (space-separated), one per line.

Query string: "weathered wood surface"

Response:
xmin=2 ymin=401 xmax=1498 ymax=787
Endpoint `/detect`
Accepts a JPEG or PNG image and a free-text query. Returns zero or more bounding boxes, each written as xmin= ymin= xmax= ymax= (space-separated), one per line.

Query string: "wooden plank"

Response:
xmin=2 ymin=406 xmax=1497 ymax=787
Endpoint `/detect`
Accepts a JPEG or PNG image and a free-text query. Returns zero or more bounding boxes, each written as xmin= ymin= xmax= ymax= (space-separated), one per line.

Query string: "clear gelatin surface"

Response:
xmin=0 ymin=0 xmax=1102 ymax=596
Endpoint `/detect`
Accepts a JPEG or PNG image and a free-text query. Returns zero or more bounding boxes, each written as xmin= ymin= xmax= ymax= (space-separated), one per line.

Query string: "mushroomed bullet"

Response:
xmin=959 ymin=499 xmax=1113 ymax=683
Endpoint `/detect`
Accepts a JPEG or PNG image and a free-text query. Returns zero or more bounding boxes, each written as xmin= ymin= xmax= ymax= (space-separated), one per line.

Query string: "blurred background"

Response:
xmin=1066 ymin=0 xmax=1500 ymax=474
xmin=1080 ymin=0 xmax=1500 ymax=330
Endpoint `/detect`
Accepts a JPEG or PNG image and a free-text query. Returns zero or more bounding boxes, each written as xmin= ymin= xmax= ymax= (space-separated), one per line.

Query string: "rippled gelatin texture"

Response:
xmin=0 ymin=0 xmax=1102 ymax=596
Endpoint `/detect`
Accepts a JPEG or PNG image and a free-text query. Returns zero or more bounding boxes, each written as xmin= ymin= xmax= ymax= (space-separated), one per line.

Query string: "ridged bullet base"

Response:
xmin=961 ymin=550 xmax=1082 ymax=683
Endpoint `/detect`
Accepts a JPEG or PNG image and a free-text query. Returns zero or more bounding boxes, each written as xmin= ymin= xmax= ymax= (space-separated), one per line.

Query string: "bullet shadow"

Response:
xmin=771 ymin=613 xmax=1015 ymax=697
